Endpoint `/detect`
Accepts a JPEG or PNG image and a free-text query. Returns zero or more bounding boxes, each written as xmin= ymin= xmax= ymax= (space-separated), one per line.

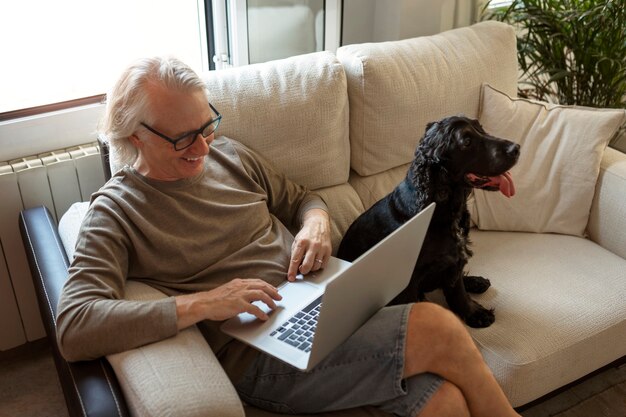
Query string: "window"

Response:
xmin=246 ymin=0 xmax=326 ymax=64
xmin=487 ymin=0 xmax=513 ymax=7
xmin=0 ymin=0 xmax=209 ymax=115
xmin=215 ymin=0 xmax=341 ymax=68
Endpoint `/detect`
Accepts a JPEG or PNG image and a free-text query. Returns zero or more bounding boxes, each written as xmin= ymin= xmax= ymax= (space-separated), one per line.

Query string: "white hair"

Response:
xmin=100 ymin=57 xmax=209 ymax=169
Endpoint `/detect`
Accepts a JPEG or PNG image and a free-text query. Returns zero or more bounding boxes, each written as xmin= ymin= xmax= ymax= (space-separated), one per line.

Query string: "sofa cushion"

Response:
xmin=336 ymin=21 xmax=518 ymax=176
xmin=313 ymin=183 xmax=365 ymax=254
xmin=472 ymin=84 xmax=626 ymax=236
xmin=463 ymin=230 xmax=626 ymax=407
xmin=348 ymin=164 xmax=409 ymax=210
xmin=203 ymin=51 xmax=350 ymax=190
xmin=58 ymin=201 xmax=90 ymax=260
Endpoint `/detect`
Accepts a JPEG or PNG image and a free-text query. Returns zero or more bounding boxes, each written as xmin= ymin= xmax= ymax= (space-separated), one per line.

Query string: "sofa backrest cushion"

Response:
xmin=337 ymin=21 xmax=518 ymax=176
xmin=203 ymin=51 xmax=350 ymax=190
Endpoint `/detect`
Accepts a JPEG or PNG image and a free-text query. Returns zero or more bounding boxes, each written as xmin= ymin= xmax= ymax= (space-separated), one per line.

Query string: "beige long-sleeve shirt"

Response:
xmin=56 ymin=136 xmax=326 ymax=366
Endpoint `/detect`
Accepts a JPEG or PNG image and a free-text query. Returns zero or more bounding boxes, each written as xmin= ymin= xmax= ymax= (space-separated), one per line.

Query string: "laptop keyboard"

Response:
xmin=270 ymin=295 xmax=322 ymax=352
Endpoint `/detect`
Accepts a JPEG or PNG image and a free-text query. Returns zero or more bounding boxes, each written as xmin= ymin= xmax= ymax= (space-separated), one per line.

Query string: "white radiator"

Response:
xmin=0 ymin=143 xmax=106 ymax=350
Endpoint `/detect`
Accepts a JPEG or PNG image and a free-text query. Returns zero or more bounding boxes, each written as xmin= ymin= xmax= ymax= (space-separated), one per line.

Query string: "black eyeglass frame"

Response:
xmin=140 ymin=102 xmax=222 ymax=151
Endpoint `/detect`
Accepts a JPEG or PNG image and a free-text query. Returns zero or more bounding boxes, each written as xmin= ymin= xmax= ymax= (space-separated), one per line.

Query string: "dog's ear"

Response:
xmin=469 ymin=118 xmax=487 ymax=134
xmin=419 ymin=122 xmax=450 ymax=163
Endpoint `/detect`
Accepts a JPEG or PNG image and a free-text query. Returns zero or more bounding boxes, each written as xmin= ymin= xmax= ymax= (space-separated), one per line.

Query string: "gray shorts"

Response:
xmin=234 ymin=303 xmax=443 ymax=416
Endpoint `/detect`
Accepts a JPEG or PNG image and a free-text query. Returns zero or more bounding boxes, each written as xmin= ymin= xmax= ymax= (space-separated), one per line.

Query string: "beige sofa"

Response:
xmin=56 ymin=21 xmax=626 ymax=416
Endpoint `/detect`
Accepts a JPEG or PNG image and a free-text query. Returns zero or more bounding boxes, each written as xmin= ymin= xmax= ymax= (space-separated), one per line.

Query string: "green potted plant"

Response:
xmin=482 ymin=0 xmax=626 ymax=150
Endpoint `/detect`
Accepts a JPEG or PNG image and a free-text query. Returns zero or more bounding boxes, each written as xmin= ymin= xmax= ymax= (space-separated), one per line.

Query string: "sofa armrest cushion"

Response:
xmin=106 ymin=281 xmax=245 ymax=417
xmin=587 ymin=147 xmax=626 ymax=259
xmin=337 ymin=21 xmax=518 ymax=176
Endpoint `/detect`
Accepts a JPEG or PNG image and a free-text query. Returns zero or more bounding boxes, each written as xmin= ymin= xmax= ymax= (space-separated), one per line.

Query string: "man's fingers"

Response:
xmin=236 ymin=285 xmax=283 ymax=321
xmin=288 ymin=239 xmax=307 ymax=280
xmin=245 ymin=303 xmax=269 ymax=321
xmin=237 ymin=279 xmax=282 ymax=301
xmin=311 ymin=255 xmax=325 ymax=271
xmin=287 ymin=255 xmax=302 ymax=281
xmin=245 ymin=290 xmax=278 ymax=310
xmin=299 ymin=250 xmax=316 ymax=274
xmin=263 ymin=285 xmax=282 ymax=301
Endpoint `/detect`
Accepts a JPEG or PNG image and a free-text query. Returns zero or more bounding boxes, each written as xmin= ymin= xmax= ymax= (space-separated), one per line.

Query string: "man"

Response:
xmin=57 ymin=56 xmax=520 ymax=417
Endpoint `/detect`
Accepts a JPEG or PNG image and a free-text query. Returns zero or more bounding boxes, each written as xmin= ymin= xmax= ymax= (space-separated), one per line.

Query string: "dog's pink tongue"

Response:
xmin=491 ymin=171 xmax=515 ymax=197
xmin=468 ymin=171 xmax=516 ymax=197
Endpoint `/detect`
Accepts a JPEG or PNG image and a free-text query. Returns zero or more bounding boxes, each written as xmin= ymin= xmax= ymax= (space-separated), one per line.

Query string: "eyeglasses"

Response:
xmin=140 ymin=103 xmax=222 ymax=151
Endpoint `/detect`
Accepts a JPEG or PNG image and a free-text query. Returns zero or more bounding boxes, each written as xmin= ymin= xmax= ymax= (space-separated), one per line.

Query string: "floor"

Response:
xmin=0 ymin=339 xmax=624 ymax=417
xmin=520 ymin=363 xmax=626 ymax=417
xmin=0 ymin=340 xmax=67 ymax=417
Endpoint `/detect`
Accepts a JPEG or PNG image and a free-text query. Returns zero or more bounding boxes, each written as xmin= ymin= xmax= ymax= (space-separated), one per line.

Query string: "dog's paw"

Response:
xmin=463 ymin=275 xmax=491 ymax=294
xmin=464 ymin=305 xmax=495 ymax=328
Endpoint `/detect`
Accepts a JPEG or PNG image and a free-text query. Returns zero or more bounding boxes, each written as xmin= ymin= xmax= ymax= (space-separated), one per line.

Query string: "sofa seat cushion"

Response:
xmin=463 ymin=230 xmax=626 ymax=407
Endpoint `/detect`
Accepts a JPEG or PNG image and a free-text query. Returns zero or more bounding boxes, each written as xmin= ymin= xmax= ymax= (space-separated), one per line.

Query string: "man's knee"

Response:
xmin=410 ymin=302 xmax=459 ymax=324
xmin=418 ymin=381 xmax=470 ymax=417
xmin=408 ymin=302 xmax=470 ymax=345
xmin=404 ymin=302 xmax=478 ymax=376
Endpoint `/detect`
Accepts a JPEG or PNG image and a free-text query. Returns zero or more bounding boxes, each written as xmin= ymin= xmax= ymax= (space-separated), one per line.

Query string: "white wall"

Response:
xmin=0 ymin=104 xmax=104 ymax=162
xmin=341 ymin=0 xmax=377 ymax=44
xmin=342 ymin=0 xmax=478 ymax=45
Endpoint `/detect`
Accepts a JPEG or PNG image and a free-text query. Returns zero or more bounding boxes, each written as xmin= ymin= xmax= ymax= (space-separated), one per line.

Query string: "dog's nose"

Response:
xmin=506 ymin=143 xmax=520 ymax=159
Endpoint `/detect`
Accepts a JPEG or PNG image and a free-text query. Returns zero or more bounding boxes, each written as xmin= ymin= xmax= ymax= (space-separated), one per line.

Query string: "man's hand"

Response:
xmin=175 ymin=278 xmax=282 ymax=330
xmin=287 ymin=208 xmax=332 ymax=281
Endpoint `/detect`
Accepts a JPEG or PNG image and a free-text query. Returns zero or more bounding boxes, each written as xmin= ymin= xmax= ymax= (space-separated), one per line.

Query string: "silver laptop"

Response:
xmin=221 ymin=202 xmax=435 ymax=371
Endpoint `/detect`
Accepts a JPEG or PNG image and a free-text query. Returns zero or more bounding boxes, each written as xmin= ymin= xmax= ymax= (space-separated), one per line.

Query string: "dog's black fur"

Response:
xmin=337 ymin=116 xmax=520 ymax=328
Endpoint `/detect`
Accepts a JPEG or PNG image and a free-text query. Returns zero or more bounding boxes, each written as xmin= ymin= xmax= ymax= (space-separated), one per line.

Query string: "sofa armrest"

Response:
xmin=107 ymin=281 xmax=245 ymax=417
xmin=23 ymin=205 xmax=244 ymax=417
xmin=19 ymin=205 xmax=130 ymax=417
xmin=587 ymin=147 xmax=626 ymax=259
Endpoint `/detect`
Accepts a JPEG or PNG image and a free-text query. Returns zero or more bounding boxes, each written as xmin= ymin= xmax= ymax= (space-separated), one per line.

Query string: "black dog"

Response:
xmin=337 ymin=116 xmax=520 ymax=328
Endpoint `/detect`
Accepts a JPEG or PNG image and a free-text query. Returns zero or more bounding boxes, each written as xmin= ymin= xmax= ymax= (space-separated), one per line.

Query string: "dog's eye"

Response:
xmin=461 ymin=137 xmax=471 ymax=147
